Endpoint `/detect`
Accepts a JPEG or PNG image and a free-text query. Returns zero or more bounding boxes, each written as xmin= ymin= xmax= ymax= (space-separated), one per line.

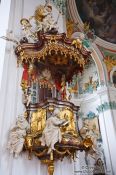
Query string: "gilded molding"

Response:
xmin=104 ymin=56 xmax=116 ymax=73
xmin=15 ymin=33 xmax=91 ymax=68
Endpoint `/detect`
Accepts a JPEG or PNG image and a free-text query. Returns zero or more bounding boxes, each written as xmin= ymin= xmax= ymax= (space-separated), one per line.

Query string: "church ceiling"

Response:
xmin=75 ymin=0 xmax=116 ymax=44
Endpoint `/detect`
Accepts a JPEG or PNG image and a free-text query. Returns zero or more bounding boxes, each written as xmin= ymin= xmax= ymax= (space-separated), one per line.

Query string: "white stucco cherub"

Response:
xmin=40 ymin=108 xmax=68 ymax=153
xmin=20 ymin=18 xmax=37 ymax=41
xmin=7 ymin=114 xmax=29 ymax=158
xmin=34 ymin=4 xmax=58 ymax=33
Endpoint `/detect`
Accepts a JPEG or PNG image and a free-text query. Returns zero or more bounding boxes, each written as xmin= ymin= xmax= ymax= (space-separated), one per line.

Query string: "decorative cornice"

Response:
xmin=71 ymin=86 xmax=116 ymax=106
xmin=96 ymin=101 xmax=116 ymax=113
xmin=15 ymin=32 xmax=91 ymax=68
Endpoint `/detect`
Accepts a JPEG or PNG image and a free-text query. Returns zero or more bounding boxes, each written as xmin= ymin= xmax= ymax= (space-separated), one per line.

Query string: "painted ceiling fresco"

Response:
xmin=75 ymin=0 xmax=116 ymax=44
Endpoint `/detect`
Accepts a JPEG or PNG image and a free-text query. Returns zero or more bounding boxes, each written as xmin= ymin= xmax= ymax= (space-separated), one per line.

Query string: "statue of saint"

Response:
xmin=40 ymin=109 xmax=68 ymax=153
xmin=7 ymin=115 xmax=29 ymax=158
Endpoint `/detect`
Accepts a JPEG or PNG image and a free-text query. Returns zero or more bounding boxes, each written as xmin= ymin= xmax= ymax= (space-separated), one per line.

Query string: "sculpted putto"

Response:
xmin=34 ymin=4 xmax=58 ymax=32
xmin=7 ymin=115 xmax=29 ymax=158
xmin=40 ymin=108 xmax=68 ymax=153
xmin=20 ymin=3 xmax=59 ymax=42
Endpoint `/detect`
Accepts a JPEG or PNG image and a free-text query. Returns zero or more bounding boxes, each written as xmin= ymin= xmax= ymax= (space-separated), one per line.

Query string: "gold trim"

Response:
xmin=16 ymin=42 xmax=85 ymax=67
xmin=34 ymin=149 xmax=48 ymax=157
xmin=104 ymin=56 xmax=116 ymax=72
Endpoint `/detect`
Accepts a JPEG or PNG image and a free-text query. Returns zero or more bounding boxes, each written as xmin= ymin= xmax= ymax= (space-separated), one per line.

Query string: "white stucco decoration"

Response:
xmin=7 ymin=115 xmax=29 ymax=158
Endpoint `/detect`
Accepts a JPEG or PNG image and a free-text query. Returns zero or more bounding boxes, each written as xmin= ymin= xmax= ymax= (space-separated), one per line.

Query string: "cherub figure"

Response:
xmin=20 ymin=18 xmax=37 ymax=41
xmin=20 ymin=3 xmax=59 ymax=41
xmin=34 ymin=3 xmax=58 ymax=32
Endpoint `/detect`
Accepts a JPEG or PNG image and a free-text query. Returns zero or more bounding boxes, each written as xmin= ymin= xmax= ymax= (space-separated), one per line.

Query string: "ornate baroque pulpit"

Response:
xmin=9 ymin=3 xmax=93 ymax=175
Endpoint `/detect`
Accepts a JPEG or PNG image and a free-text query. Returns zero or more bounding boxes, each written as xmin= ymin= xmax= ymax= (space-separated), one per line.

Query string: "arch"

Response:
xmin=68 ymin=0 xmax=116 ymax=50
xmin=71 ymin=32 xmax=108 ymax=84
xmin=67 ymin=0 xmax=110 ymax=84
xmin=91 ymin=43 xmax=108 ymax=84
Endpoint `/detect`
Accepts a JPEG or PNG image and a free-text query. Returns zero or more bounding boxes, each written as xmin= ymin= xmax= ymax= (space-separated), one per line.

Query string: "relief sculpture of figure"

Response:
xmin=40 ymin=108 xmax=68 ymax=153
xmin=7 ymin=115 xmax=29 ymax=158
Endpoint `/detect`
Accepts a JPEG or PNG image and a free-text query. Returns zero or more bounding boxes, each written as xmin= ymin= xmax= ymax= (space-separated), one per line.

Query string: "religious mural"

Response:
xmin=77 ymin=61 xmax=99 ymax=95
xmin=75 ymin=0 xmax=116 ymax=44
xmin=98 ymin=46 xmax=116 ymax=87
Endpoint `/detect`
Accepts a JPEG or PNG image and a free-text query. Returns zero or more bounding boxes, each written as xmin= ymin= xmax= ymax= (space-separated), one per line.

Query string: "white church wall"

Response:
xmin=97 ymin=88 xmax=116 ymax=175
xmin=0 ymin=0 xmax=26 ymax=174
xmin=0 ymin=0 xmax=12 ymax=88
xmin=74 ymin=151 xmax=90 ymax=175
xmin=73 ymin=91 xmax=114 ymax=174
